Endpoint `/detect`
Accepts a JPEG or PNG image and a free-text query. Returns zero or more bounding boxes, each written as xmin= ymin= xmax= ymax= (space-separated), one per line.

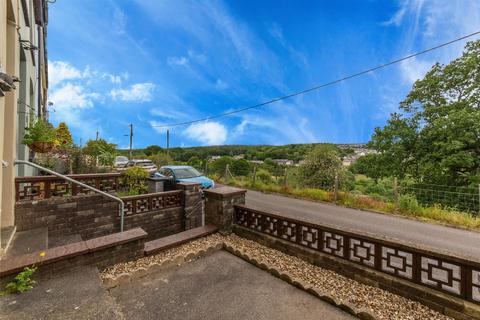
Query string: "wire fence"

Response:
xmin=400 ymin=184 xmax=480 ymax=214
xmin=215 ymin=164 xmax=480 ymax=216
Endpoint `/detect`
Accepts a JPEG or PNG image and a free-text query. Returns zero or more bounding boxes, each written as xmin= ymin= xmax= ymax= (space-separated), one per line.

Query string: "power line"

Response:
xmin=149 ymin=30 xmax=480 ymax=129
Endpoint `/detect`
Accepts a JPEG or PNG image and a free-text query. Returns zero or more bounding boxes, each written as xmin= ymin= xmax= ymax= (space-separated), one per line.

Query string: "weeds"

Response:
xmin=0 ymin=267 xmax=37 ymax=296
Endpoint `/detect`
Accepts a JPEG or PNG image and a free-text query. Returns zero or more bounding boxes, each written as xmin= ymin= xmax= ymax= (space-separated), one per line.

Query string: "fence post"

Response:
xmin=283 ymin=167 xmax=288 ymax=189
xmin=224 ymin=164 xmax=230 ymax=183
xmin=393 ymin=177 xmax=399 ymax=210
xmin=252 ymin=166 xmax=257 ymax=186
xmin=334 ymin=172 xmax=339 ymax=203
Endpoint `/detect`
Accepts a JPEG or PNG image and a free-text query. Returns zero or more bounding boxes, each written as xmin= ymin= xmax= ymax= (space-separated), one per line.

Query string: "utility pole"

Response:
xmin=166 ymin=129 xmax=170 ymax=156
xmin=129 ymin=124 xmax=133 ymax=160
xmin=95 ymin=129 xmax=99 ymax=141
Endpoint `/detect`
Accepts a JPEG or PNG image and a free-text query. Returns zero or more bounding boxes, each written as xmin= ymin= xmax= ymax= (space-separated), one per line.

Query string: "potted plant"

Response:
xmin=22 ymin=119 xmax=57 ymax=153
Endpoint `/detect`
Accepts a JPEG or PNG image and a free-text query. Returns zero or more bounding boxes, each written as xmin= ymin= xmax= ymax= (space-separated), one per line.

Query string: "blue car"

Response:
xmin=155 ymin=165 xmax=215 ymax=189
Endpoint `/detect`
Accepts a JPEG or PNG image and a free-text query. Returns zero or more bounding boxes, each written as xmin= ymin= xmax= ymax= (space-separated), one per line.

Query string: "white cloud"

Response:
xmin=110 ymin=83 xmax=155 ymax=102
xmin=49 ymin=83 xmax=100 ymax=138
xmin=382 ymin=0 xmax=414 ymax=26
xmin=49 ymin=83 xmax=97 ymax=110
xmin=183 ymin=121 xmax=227 ymax=145
xmin=48 ymin=61 xmax=84 ymax=87
xmin=399 ymin=57 xmax=432 ymax=84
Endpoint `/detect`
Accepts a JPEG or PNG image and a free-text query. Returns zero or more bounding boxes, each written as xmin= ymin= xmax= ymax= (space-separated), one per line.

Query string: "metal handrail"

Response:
xmin=14 ymin=160 xmax=125 ymax=232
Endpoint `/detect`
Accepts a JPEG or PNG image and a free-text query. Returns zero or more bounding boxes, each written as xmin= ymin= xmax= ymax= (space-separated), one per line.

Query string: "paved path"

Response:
xmin=246 ymin=190 xmax=480 ymax=258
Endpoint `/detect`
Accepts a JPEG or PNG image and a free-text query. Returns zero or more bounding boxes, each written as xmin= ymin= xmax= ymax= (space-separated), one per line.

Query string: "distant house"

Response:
xmin=272 ymin=159 xmax=294 ymax=166
xmin=233 ymin=154 xmax=245 ymax=160
xmin=209 ymin=155 xmax=222 ymax=161
xmin=248 ymin=160 xmax=264 ymax=165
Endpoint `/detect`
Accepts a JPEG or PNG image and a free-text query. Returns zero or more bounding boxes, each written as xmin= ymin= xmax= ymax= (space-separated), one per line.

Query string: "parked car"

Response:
xmin=118 ymin=159 xmax=157 ymax=174
xmin=155 ymin=165 xmax=214 ymax=189
xmin=114 ymin=155 xmax=129 ymax=168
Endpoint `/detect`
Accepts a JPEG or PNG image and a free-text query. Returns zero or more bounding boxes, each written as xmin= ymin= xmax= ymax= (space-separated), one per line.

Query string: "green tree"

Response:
xmin=349 ymin=153 xmax=386 ymax=182
xmin=231 ymin=159 xmax=250 ymax=176
xmin=370 ymin=40 xmax=480 ymax=186
xmin=82 ymin=139 xmax=116 ymax=169
xmin=149 ymin=153 xmax=173 ymax=168
xmin=82 ymin=139 xmax=116 ymax=157
xmin=144 ymin=145 xmax=162 ymax=156
xmin=187 ymin=156 xmax=203 ymax=170
xmin=299 ymin=144 xmax=341 ymax=189
xmin=55 ymin=122 xmax=73 ymax=146
xmin=210 ymin=156 xmax=233 ymax=175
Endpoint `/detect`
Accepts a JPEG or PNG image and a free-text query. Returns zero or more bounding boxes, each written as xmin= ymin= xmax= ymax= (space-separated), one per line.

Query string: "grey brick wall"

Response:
xmin=15 ymin=194 xmax=184 ymax=240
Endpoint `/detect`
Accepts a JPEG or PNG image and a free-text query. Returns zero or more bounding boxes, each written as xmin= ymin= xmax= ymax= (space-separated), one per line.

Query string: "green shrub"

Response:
xmin=122 ymin=167 xmax=149 ymax=195
xmin=398 ymin=194 xmax=423 ymax=213
xmin=256 ymin=168 xmax=272 ymax=184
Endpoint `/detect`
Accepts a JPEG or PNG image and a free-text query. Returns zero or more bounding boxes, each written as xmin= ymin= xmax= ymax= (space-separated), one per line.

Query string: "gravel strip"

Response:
xmin=100 ymin=233 xmax=451 ymax=320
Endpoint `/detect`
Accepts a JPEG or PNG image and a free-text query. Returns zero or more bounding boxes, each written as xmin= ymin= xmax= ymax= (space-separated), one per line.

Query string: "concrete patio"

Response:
xmin=0 ymin=250 xmax=354 ymax=320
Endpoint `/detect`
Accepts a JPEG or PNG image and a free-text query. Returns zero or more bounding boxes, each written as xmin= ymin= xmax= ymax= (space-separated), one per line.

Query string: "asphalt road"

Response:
xmin=245 ymin=190 xmax=480 ymax=258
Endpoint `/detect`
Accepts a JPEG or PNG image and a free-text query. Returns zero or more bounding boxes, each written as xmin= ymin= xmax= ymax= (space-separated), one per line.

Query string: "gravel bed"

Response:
xmin=100 ymin=233 xmax=451 ymax=320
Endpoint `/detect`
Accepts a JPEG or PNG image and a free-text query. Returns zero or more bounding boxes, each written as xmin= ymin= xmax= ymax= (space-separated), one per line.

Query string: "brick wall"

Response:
xmin=15 ymin=193 xmax=184 ymax=240
xmin=204 ymin=186 xmax=246 ymax=234
xmin=177 ymin=182 xmax=203 ymax=230
xmin=0 ymin=228 xmax=147 ymax=279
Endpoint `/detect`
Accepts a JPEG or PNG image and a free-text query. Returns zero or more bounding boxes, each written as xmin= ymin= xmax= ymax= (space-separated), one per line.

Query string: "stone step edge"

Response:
xmin=144 ymin=225 xmax=218 ymax=255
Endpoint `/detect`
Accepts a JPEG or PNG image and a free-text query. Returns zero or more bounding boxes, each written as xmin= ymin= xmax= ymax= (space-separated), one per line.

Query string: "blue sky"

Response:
xmin=47 ymin=0 xmax=480 ymax=148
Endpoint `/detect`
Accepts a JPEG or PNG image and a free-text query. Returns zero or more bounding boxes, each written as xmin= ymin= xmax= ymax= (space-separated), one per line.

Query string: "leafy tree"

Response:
xmin=187 ymin=156 xmax=203 ymax=170
xmin=144 ymin=145 xmax=163 ymax=156
xmin=55 ymin=122 xmax=73 ymax=146
xmin=370 ymin=40 xmax=480 ymax=186
xmin=231 ymin=159 xmax=250 ymax=176
xmin=149 ymin=153 xmax=173 ymax=168
xmin=349 ymin=153 xmax=387 ymax=182
xmin=82 ymin=139 xmax=116 ymax=169
xmin=299 ymin=144 xmax=342 ymax=189
xmin=210 ymin=156 xmax=233 ymax=175
xmin=83 ymin=139 xmax=116 ymax=157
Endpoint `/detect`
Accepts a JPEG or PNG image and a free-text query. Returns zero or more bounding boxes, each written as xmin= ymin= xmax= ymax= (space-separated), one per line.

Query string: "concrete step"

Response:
xmin=3 ymin=227 xmax=48 ymax=259
xmin=144 ymin=225 xmax=218 ymax=255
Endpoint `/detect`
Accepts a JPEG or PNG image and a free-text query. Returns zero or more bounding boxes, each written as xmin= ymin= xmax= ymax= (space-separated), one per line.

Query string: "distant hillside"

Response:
xmin=118 ymin=143 xmax=369 ymax=162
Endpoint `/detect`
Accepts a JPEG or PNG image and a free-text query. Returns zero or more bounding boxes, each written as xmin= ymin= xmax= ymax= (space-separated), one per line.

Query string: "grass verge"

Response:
xmin=224 ymin=178 xmax=480 ymax=231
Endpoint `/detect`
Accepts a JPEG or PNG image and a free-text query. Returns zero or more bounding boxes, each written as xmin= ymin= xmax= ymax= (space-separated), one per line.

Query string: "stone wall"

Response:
xmin=15 ymin=193 xmax=184 ymax=240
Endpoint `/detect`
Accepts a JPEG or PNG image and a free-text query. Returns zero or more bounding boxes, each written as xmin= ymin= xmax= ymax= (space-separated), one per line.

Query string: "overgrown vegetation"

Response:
xmin=225 ymin=177 xmax=480 ymax=230
xmin=120 ymin=166 xmax=149 ymax=196
xmin=0 ymin=267 xmax=37 ymax=296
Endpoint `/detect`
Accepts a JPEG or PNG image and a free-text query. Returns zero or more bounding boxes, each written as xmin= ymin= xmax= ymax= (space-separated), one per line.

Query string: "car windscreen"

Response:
xmin=115 ymin=156 xmax=128 ymax=162
xmin=174 ymin=168 xmax=201 ymax=179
